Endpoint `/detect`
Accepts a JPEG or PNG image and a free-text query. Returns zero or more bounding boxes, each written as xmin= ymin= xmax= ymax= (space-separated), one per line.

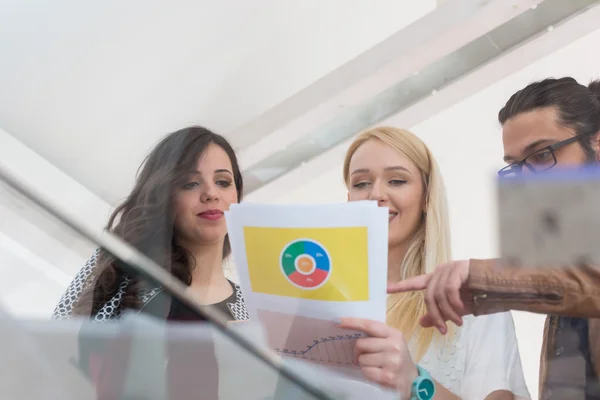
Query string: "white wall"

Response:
xmin=0 ymin=128 xmax=113 ymax=317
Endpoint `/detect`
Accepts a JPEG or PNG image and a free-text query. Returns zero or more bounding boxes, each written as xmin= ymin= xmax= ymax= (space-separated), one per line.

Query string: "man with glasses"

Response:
xmin=389 ymin=77 xmax=600 ymax=399
xmin=498 ymin=133 xmax=594 ymax=178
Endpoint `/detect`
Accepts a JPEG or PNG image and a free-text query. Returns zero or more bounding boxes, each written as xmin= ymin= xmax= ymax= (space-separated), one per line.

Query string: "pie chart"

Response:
xmin=280 ymin=239 xmax=331 ymax=289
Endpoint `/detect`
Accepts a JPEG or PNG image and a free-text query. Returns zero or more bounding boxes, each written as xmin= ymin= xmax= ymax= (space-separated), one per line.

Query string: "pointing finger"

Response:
xmin=387 ymin=274 xmax=431 ymax=294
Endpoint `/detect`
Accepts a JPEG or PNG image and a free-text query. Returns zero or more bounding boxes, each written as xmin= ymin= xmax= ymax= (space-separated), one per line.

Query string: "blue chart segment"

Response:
xmin=280 ymin=239 xmax=331 ymax=290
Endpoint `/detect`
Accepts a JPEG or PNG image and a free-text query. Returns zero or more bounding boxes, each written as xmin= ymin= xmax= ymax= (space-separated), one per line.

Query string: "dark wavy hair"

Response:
xmin=499 ymin=77 xmax=600 ymax=160
xmin=73 ymin=126 xmax=243 ymax=316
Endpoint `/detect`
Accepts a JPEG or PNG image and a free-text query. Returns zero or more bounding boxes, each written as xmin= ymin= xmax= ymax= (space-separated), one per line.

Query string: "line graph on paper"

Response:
xmin=256 ymin=309 xmax=365 ymax=369
xmin=276 ymin=333 xmax=363 ymax=365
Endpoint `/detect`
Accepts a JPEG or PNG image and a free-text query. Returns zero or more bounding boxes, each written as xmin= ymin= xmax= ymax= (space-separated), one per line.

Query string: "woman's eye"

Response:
xmin=217 ymin=180 xmax=232 ymax=188
xmin=389 ymin=179 xmax=407 ymax=186
xmin=352 ymin=182 xmax=369 ymax=189
xmin=182 ymin=181 xmax=199 ymax=190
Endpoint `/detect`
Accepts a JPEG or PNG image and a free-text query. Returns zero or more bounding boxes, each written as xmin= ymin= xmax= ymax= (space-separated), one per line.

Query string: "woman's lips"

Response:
xmin=197 ymin=210 xmax=223 ymax=221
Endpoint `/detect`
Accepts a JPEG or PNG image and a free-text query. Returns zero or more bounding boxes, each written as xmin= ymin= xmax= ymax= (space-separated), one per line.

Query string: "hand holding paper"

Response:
xmin=225 ymin=201 xmax=389 ymax=375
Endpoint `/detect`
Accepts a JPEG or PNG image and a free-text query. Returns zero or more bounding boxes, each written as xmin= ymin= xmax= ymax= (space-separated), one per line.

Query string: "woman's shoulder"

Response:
xmin=417 ymin=322 xmax=468 ymax=394
xmin=418 ymin=313 xmax=519 ymax=394
xmin=460 ymin=311 xmax=518 ymax=341
xmin=226 ymin=280 xmax=249 ymax=321
xmin=52 ymin=248 xmax=103 ymax=320
xmin=418 ymin=313 xmax=517 ymax=371
xmin=227 ymin=280 xmax=243 ymax=300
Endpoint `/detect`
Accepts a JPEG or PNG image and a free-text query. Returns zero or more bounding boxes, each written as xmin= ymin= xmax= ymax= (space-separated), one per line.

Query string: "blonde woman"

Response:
xmin=337 ymin=127 xmax=530 ymax=400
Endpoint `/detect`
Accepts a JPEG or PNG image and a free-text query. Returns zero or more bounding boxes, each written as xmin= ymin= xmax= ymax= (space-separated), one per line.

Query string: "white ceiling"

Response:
xmin=0 ymin=0 xmax=435 ymax=206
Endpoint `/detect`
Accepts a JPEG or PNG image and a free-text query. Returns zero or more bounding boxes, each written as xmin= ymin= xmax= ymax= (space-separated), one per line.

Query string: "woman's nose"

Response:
xmin=200 ymin=183 xmax=219 ymax=202
xmin=368 ymin=182 xmax=385 ymax=201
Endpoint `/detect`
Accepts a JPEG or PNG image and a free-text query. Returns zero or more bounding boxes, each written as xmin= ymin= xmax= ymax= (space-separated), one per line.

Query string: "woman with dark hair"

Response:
xmin=52 ymin=125 xmax=248 ymax=322
xmin=51 ymin=126 xmax=249 ymax=399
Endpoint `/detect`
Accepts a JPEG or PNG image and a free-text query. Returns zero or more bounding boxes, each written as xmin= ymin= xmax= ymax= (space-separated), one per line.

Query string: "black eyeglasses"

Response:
xmin=498 ymin=134 xmax=588 ymax=177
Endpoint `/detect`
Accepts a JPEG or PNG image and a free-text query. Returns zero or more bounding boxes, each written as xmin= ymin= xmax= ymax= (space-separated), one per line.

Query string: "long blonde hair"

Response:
xmin=343 ymin=126 xmax=453 ymax=361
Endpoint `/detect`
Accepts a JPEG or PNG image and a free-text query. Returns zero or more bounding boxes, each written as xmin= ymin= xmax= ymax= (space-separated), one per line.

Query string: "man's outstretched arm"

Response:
xmin=388 ymin=259 xmax=600 ymax=333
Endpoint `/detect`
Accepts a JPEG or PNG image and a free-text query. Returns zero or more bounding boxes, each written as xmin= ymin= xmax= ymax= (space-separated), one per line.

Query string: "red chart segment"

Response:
xmin=287 ymin=268 xmax=329 ymax=288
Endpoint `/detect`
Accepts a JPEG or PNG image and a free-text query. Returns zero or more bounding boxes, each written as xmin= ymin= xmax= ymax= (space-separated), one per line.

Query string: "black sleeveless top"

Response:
xmin=167 ymin=280 xmax=237 ymax=322
xmin=138 ymin=279 xmax=238 ymax=322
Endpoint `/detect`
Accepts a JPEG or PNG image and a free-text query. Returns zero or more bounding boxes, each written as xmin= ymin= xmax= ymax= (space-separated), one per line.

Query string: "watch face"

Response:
xmin=416 ymin=379 xmax=435 ymax=400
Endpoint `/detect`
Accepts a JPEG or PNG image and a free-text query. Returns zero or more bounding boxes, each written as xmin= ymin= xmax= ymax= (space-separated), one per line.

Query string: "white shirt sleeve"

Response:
xmin=460 ymin=312 xmax=531 ymax=400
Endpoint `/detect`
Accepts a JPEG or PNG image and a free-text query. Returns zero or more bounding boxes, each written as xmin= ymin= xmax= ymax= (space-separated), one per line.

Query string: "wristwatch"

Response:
xmin=410 ymin=364 xmax=435 ymax=400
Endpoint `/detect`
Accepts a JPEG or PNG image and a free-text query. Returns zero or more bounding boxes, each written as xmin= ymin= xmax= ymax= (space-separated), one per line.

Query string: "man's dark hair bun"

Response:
xmin=589 ymin=79 xmax=600 ymax=102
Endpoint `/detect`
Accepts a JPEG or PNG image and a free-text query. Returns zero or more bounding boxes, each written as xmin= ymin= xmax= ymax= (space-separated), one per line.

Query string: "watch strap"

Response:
xmin=410 ymin=364 xmax=435 ymax=400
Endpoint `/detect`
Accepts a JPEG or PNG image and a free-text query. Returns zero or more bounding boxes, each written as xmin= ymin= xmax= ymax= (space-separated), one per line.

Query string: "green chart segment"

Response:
xmin=280 ymin=240 xmax=331 ymax=289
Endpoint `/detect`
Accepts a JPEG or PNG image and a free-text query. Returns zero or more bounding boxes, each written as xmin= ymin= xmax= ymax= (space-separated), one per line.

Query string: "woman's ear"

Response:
xmin=592 ymin=131 xmax=600 ymax=162
xmin=347 ymin=192 xmax=349 ymax=201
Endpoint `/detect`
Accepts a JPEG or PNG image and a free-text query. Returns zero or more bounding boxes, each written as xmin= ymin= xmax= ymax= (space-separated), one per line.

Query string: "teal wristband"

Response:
xmin=410 ymin=365 xmax=435 ymax=400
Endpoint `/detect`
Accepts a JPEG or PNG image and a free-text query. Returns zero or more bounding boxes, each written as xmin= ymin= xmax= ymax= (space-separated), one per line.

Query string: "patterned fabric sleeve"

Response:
xmin=227 ymin=283 xmax=250 ymax=321
xmin=51 ymin=248 xmax=101 ymax=320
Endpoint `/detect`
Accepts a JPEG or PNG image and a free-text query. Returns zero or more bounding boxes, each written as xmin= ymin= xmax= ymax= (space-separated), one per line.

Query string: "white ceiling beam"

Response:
xmin=235 ymin=0 xmax=545 ymax=170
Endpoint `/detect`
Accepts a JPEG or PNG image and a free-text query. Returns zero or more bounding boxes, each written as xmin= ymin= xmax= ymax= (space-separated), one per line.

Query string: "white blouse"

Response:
xmin=415 ymin=312 xmax=531 ymax=399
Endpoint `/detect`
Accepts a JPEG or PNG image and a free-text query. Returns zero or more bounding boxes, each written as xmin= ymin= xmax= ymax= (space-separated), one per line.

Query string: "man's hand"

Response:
xmin=387 ymin=260 xmax=472 ymax=334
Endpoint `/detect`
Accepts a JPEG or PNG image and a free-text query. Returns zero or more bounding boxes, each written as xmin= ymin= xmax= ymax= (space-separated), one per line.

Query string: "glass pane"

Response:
xmin=0 ymin=168 xmax=386 ymax=400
